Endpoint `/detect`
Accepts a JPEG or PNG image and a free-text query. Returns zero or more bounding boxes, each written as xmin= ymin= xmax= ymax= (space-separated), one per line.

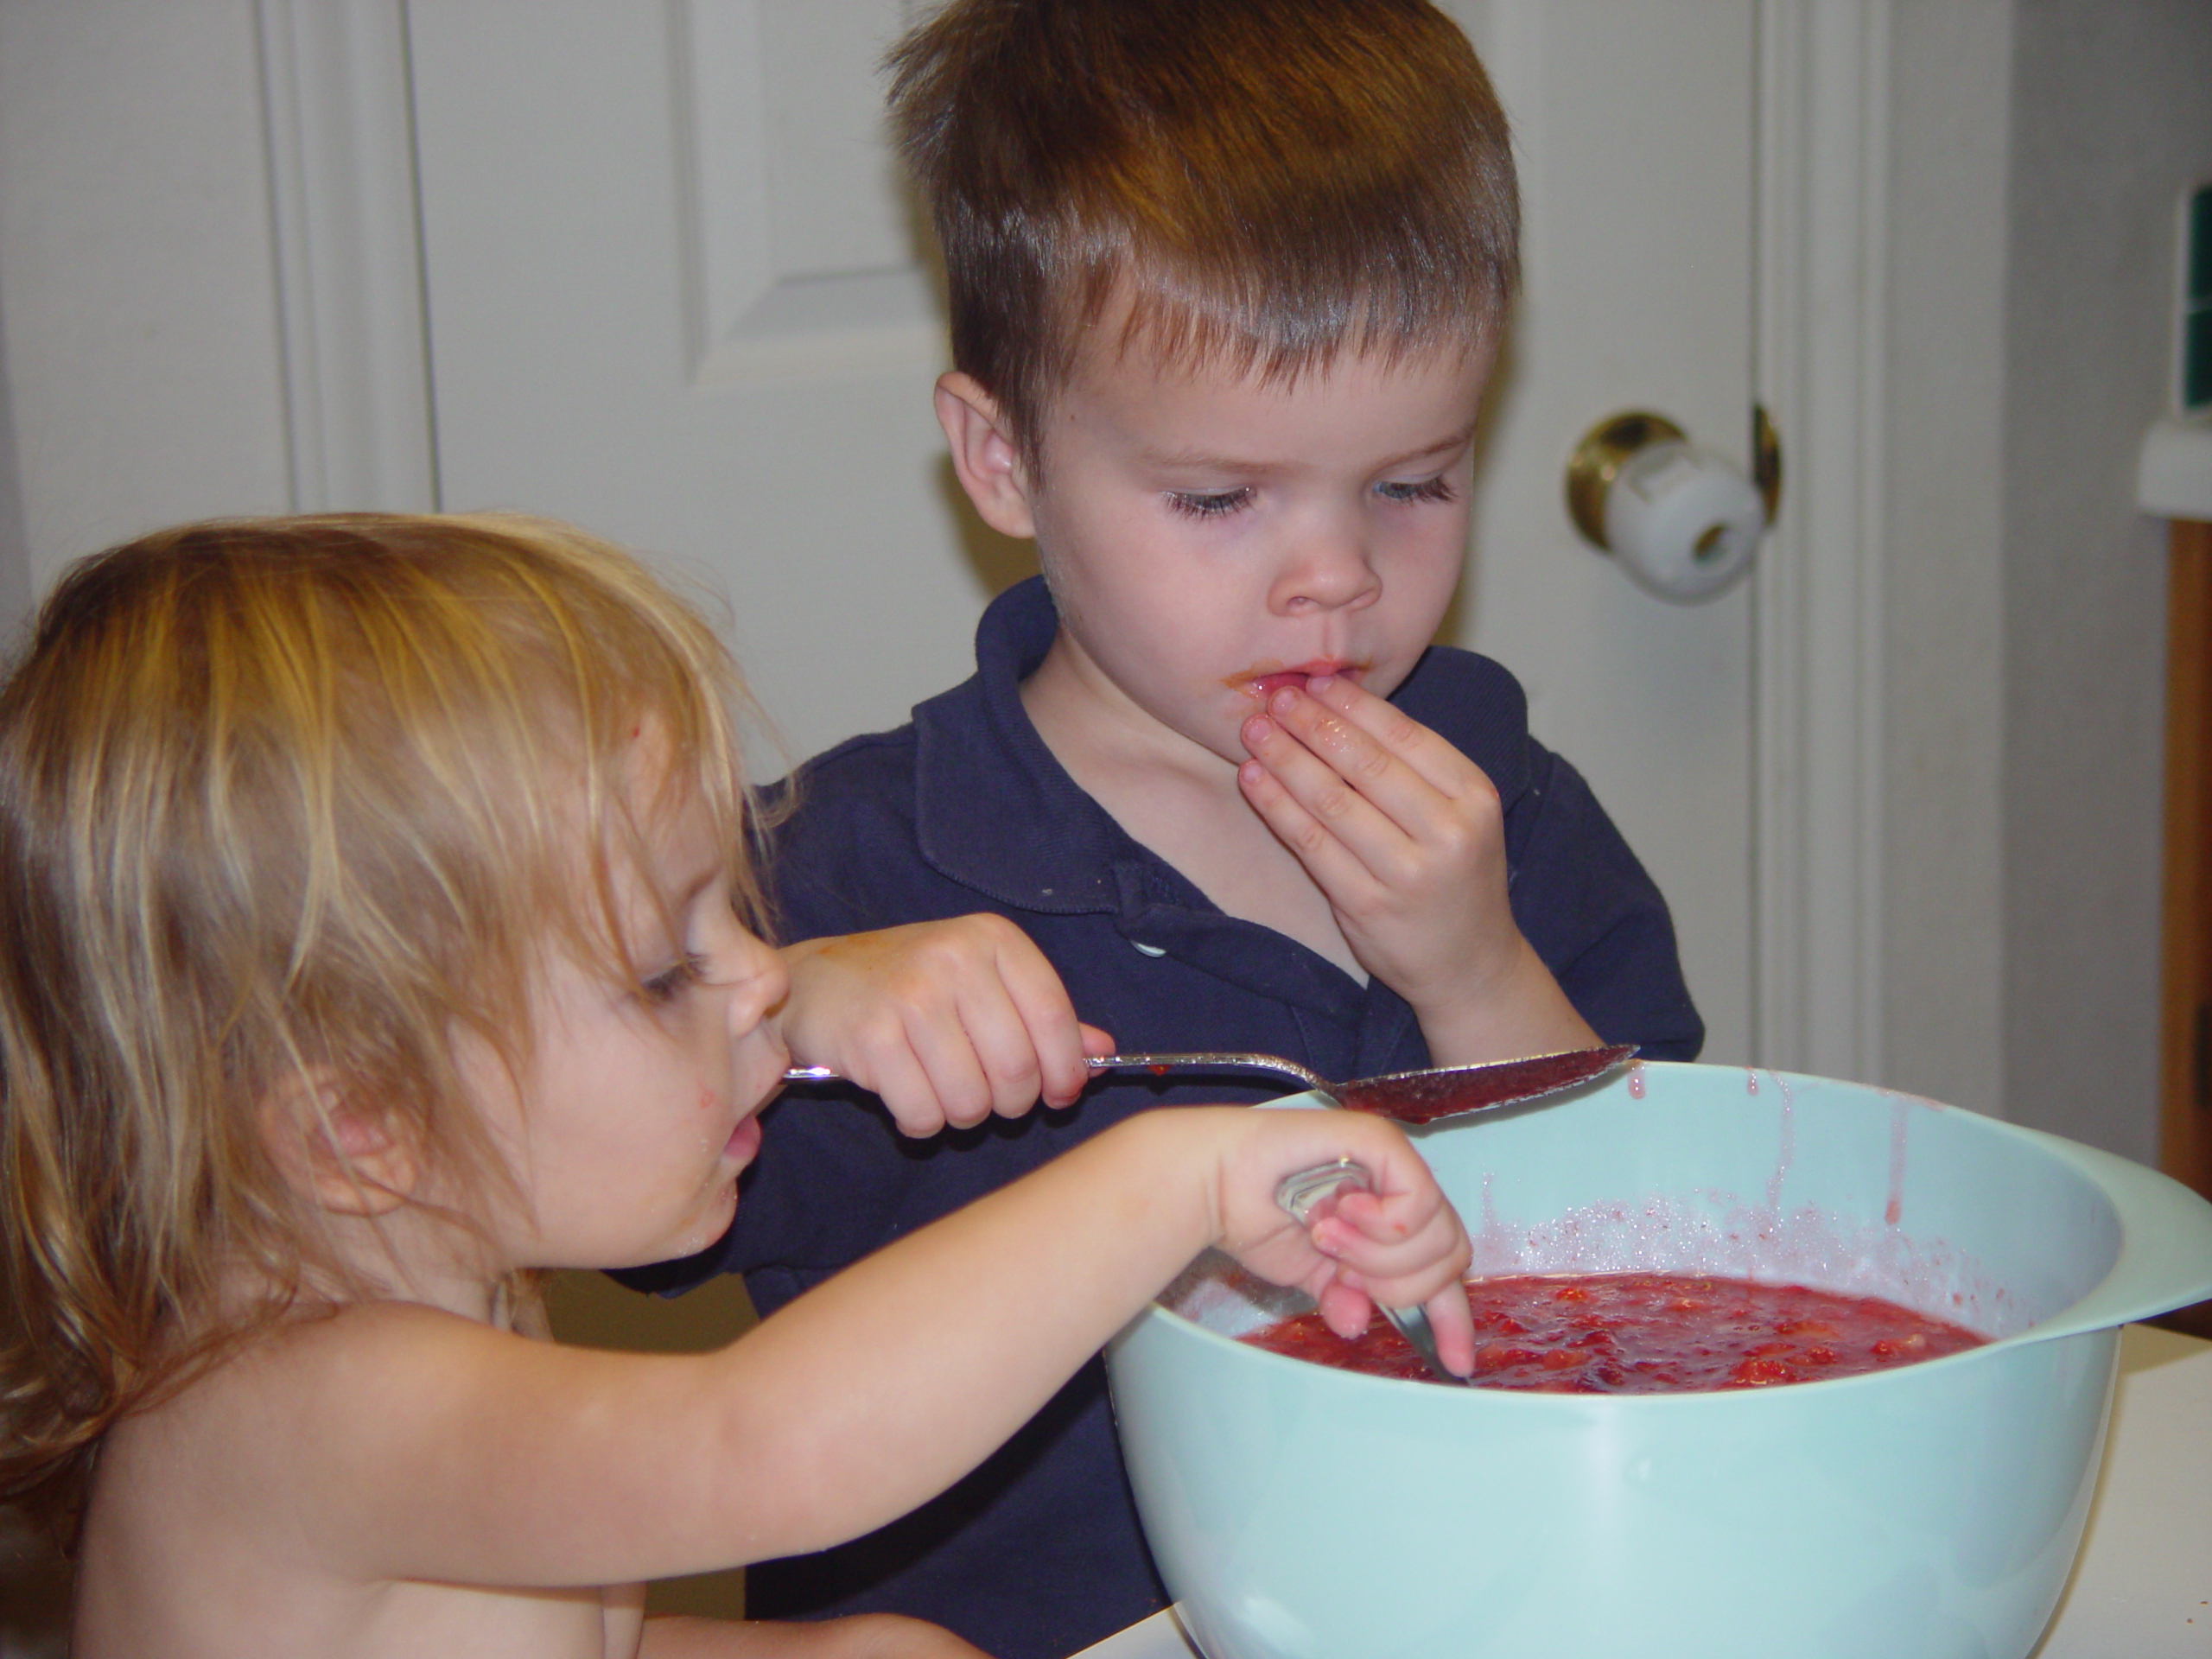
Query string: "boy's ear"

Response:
xmin=259 ymin=1070 xmax=423 ymax=1218
xmin=934 ymin=372 xmax=1038 ymax=539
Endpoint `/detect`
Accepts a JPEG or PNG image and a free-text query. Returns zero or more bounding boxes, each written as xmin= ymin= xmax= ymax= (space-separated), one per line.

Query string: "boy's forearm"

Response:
xmin=1408 ymin=936 xmax=1600 ymax=1069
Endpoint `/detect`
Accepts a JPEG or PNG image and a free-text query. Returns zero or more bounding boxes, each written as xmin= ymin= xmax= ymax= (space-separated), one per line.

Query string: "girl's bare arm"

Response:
xmin=639 ymin=1614 xmax=987 ymax=1659
xmin=213 ymin=1105 xmax=1467 ymax=1590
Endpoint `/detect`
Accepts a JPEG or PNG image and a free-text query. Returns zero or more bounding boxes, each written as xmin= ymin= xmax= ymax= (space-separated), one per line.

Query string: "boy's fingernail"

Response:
xmin=1307 ymin=673 xmax=1336 ymax=692
xmin=1270 ymin=688 xmax=1299 ymax=715
xmin=1242 ymin=715 xmax=1271 ymax=746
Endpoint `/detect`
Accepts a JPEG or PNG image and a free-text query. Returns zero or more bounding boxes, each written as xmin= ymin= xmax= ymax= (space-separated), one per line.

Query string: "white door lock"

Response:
xmin=1564 ymin=410 xmax=1777 ymax=603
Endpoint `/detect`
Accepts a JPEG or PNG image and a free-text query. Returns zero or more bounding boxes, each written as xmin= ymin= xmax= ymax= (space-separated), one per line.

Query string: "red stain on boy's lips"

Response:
xmin=1225 ymin=659 xmax=1368 ymax=698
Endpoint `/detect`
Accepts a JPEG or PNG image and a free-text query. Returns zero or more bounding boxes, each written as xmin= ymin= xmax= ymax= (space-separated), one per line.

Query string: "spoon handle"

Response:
xmin=781 ymin=1052 xmax=1335 ymax=1094
xmin=1085 ymin=1052 xmax=1333 ymax=1095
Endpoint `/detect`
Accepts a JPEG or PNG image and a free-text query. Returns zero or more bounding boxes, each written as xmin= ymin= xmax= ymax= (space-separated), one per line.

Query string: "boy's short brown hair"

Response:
xmin=888 ymin=0 xmax=1518 ymax=466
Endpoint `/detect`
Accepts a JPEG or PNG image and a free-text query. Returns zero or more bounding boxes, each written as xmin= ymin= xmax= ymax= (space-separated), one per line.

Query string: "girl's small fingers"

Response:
xmin=1315 ymin=1190 xmax=1471 ymax=1301
xmin=899 ymin=1012 xmax=1000 ymax=1129
xmin=1315 ymin=1279 xmax=1376 ymax=1341
xmin=859 ymin=1043 xmax=952 ymax=1138
xmin=949 ymin=981 xmax=1053 ymax=1118
xmin=1423 ymin=1281 xmax=1478 ymax=1376
xmin=997 ymin=962 xmax=1096 ymax=1109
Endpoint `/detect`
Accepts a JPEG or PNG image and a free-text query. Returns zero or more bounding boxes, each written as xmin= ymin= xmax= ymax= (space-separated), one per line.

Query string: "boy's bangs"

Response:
xmin=892 ymin=0 xmax=1517 ymax=462
xmin=1065 ymin=232 xmax=1494 ymax=397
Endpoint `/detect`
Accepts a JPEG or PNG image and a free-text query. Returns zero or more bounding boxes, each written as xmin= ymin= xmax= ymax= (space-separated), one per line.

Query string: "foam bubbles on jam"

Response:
xmin=1243 ymin=1271 xmax=1985 ymax=1392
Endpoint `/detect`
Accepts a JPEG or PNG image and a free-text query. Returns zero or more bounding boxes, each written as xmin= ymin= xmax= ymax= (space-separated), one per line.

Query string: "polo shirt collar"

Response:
xmin=912 ymin=576 xmax=1151 ymax=912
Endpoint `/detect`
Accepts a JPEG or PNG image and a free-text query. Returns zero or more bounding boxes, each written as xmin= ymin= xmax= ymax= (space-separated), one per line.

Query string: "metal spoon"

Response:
xmin=781 ymin=1041 xmax=1636 ymax=1127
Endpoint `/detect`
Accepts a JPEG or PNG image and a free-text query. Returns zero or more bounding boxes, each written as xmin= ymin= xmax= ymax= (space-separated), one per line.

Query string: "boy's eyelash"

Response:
xmin=1376 ymin=475 xmax=1457 ymax=505
xmin=1168 ymin=478 xmax=1456 ymax=517
xmin=640 ymin=952 xmax=709 ymax=1002
xmin=1166 ymin=488 xmax=1253 ymax=519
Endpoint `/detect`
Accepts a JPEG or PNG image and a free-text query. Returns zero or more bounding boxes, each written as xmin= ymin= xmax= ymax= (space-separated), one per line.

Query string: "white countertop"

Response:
xmin=1078 ymin=1324 xmax=2212 ymax=1659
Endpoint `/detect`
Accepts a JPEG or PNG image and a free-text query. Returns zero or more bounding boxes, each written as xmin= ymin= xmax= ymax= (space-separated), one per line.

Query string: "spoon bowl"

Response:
xmin=1080 ymin=1042 xmax=1638 ymax=1124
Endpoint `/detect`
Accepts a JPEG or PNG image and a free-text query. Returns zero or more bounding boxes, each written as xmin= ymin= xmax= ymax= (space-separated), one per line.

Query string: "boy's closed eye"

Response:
xmin=1167 ymin=487 xmax=1254 ymax=519
xmin=1375 ymin=474 xmax=1458 ymax=505
xmin=1166 ymin=474 xmax=1458 ymax=520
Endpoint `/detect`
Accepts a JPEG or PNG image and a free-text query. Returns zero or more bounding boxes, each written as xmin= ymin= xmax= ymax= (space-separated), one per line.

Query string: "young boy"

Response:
xmin=638 ymin=3 xmax=1701 ymax=1654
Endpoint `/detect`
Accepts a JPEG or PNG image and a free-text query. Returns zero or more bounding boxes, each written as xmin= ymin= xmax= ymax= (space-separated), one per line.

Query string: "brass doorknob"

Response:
xmin=1565 ymin=410 xmax=1776 ymax=603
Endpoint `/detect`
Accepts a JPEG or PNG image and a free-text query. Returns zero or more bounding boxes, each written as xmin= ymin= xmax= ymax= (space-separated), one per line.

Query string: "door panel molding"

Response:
xmin=1753 ymin=0 xmax=1891 ymax=1081
xmin=672 ymin=0 xmax=940 ymax=385
xmin=253 ymin=0 xmax=435 ymax=512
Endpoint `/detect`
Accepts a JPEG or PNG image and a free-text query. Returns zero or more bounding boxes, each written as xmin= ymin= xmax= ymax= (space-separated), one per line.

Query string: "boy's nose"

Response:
xmin=1271 ymin=524 xmax=1381 ymax=615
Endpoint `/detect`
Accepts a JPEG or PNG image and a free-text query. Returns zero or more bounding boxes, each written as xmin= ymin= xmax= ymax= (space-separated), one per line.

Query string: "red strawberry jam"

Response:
xmin=1242 ymin=1272 xmax=1984 ymax=1392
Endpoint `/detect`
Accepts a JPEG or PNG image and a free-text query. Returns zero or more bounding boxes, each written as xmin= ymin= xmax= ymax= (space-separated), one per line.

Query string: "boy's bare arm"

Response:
xmin=1237 ymin=674 xmax=1599 ymax=1066
xmin=215 ymin=1105 xmax=1467 ymax=1596
xmin=776 ymin=915 xmax=1113 ymax=1135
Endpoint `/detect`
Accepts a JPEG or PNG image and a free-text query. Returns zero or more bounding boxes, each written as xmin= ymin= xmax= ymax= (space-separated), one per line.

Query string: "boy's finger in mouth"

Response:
xmin=1225 ymin=659 xmax=1368 ymax=701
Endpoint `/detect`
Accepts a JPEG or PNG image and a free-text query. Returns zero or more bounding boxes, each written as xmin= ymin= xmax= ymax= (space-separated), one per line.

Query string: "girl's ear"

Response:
xmin=934 ymin=372 xmax=1039 ymax=539
xmin=259 ymin=1071 xmax=423 ymax=1218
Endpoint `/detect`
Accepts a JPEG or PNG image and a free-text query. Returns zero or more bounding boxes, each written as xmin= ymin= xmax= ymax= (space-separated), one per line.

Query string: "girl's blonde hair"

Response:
xmin=0 ymin=512 xmax=770 ymax=1538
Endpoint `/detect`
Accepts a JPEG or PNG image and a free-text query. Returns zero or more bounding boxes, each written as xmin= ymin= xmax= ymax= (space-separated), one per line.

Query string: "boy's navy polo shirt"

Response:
xmin=640 ymin=575 xmax=1701 ymax=1659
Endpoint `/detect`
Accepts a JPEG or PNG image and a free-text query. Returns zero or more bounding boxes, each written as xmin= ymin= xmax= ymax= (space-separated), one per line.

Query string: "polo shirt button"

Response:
xmin=1130 ymin=941 xmax=1166 ymax=957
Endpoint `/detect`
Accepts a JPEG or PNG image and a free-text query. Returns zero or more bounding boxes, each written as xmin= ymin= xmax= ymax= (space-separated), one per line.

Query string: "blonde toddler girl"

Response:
xmin=0 ymin=513 xmax=1473 ymax=1658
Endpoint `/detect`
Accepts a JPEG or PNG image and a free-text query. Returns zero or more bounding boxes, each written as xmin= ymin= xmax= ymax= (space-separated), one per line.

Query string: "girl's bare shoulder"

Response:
xmin=97 ymin=1301 xmax=506 ymax=1539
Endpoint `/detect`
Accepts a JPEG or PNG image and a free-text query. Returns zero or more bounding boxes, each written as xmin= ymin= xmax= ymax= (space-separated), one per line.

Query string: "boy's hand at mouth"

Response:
xmin=777 ymin=917 xmax=1114 ymax=1136
xmin=1236 ymin=674 xmax=1599 ymax=1065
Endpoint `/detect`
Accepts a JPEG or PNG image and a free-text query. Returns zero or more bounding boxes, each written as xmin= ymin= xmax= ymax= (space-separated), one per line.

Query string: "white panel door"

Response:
xmin=407 ymin=0 xmax=1758 ymax=1062
xmin=1449 ymin=2 xmax=1756 ymax=1061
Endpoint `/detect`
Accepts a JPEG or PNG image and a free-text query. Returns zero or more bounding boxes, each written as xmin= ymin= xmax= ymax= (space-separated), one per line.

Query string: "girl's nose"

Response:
xmin=725 ymin=928 xmax=791 ymax=1041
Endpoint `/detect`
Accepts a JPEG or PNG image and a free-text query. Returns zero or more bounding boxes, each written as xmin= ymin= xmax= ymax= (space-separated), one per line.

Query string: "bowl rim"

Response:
xmin=1122 ymin=1061 xmax=2212 ymax=1403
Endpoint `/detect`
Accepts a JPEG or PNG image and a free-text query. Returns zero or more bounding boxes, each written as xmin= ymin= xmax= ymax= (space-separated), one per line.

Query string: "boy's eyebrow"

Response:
xmin=1139 ymin=426 xmax=1480 ymax=477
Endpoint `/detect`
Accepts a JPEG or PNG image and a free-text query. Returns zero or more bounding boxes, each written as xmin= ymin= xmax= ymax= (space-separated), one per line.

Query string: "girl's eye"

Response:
xmin=1376 ymin=475 xmax=1458 ymax=505
xmin=640 ymin=952 xmax=710 ymax=1003
xmin=1166 ymin=487 xmax=1253 ymax=519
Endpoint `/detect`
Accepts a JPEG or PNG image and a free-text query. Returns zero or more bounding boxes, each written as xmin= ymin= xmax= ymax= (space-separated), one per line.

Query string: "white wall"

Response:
xmin=2001 ymin=0 xmax=2212 ymax=1163
xmin=0 ymin=284 xmax=32 ymax=644
xmin=0 ymin=0 xmax=292 ymax=605
xmin=1880 ymin=0 xmax=2013 ymax=1122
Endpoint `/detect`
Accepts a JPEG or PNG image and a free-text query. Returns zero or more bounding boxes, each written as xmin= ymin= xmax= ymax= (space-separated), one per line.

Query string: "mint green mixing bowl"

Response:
xmin=1105 ymin=1063 xmax=2212 ymax=1659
